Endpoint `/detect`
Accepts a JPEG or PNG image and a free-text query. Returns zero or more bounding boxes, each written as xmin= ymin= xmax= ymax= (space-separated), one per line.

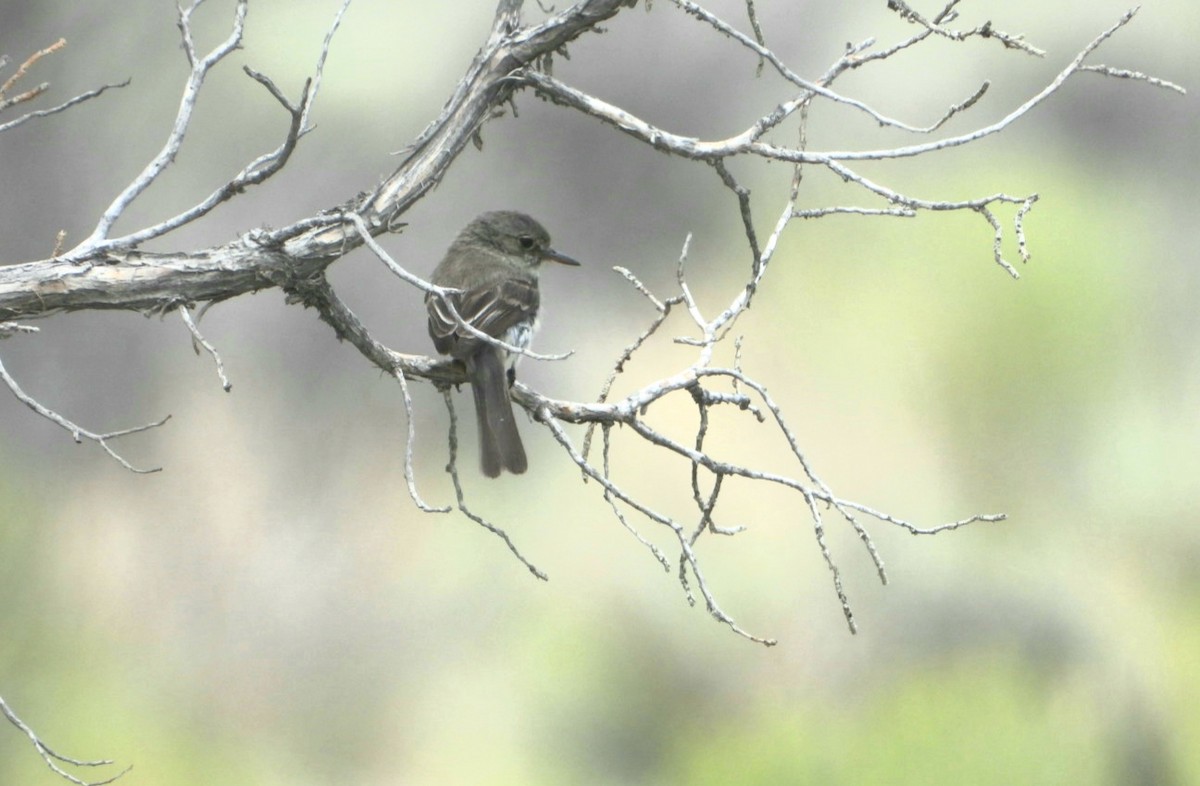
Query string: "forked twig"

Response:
xmin=64 ymin=0 xmax=352 ymax=260
xmin=1 ymin=695 xmax=130 ymax=786
xmin=442 ymin=390 xmax=548 ymax=581
xmin=0 ymin=353 xmax=168 ymax=473
xmin=0 ymin=37 xmax=128 ymax=135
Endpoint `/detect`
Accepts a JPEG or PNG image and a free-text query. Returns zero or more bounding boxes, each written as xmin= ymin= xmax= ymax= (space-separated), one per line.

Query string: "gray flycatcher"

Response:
xmin=426 ymin=211 xmax=580 ymax=477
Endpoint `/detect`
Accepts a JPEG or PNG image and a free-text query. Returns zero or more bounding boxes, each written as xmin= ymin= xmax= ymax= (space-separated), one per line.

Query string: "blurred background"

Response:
xmin=1 ymin=1 xmax=1196 ymax=784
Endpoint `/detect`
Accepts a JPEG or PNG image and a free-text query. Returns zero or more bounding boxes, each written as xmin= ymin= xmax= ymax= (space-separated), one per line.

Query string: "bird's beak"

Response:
xmin=542 ymin=248 xmax=581 ymax=266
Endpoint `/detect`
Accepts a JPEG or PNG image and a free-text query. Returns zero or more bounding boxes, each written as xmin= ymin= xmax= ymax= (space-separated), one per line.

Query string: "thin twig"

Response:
xmin=794 ymin=206 xmax=916 ymax=219
xmin=1 ymin=695 xmax=130 ymax=786
xmin=61 ymin=0 xmax=353 ymax=258
xmin=712 ymin=159 xmax=762 ymax=268
xmin=396 ymin=368 xmax=451 ymax=513
xmin=442 ymin=390 xmax=548 ymax=580
xmin=540 ymin=410 xmax=776 ymax=645
xmin=581 ymin=266 xmax=681 ymax=463
xmin=523 ymin=6 xmax=1154 ymax=213
xmin=886 ymin=0 xmax=1045 ymax=56
xmin=670 ymin=0 xmax=1007 ymax=133
xmin=1015 ymin=194 xmax=1038 ymax=263
xmin=744 ymin=0 xmax=766 ymax=76
xmin=1078 ymin=63 xmax=1186 ymax=94
xmin=0 ymin=322 xmax=39 ymax=339
xmin=71 ymin=1 xmax=250 ymax=253
xmin=0 ymin=79 xmax=129 ymax=135
xmin=178 ymin=304 xmax=231 ymax=392
xmin=0 ymin=38 xmax=65 ymax=101
xmin=304 ymin=0 xmax=356 ymax=130
xmin=0 ymin=354 xmax=168 ymax=473
xmin=977 ymin=205 xmax=1020 ymax=278
xmin=600 ymin=424 xmax=672 ymax=570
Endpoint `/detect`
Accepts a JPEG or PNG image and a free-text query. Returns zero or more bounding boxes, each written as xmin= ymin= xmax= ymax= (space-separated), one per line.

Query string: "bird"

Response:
xmin=425 ymin=211 xmax=580 ymax=477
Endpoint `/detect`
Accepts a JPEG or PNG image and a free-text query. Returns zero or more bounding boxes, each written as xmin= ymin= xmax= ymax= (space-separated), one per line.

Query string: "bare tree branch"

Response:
xmin=396 ymin=366 xmax=451 ymax=513
xmin=0 ymin=0 xmax=636 ymax=322
xmin=1079 ymin=63 xmax=1186 ymax=94
xmin=178 ymin=304 xmax=232 ymax=392
xmin=0 ymin=321 xmax=39 ymax=338
xmin=0 ymin=39 xmax=66 ymax=104
xmin=61 ymin=0 xmax=343 ymax=257
xmin=444 ymin=390 xmax=549 ymax=581
xmin=0 ymin=348 xmax=169 ymax=473
xmin=1 ymin=695 xmax=130 ymax=786
xmin=70 ymin=0 xmax=251 ymax=254
xmin=3 ymin=3 xmax=1184 ymax=783
xmin=885 ymin=0 xmax=1047 ymax=56
xmin=0 ymin=36 xmax=128 ymax=134
xmin=0 ymin=0 xmax=1182 ymax=638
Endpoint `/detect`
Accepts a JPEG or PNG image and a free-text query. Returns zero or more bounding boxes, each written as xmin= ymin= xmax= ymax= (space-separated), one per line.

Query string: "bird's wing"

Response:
xmin=427 ymin=276 xmax=539 ymax=357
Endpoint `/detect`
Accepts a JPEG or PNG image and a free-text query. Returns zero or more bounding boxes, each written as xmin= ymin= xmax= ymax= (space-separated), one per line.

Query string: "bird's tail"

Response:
xmin=469 ymin=349 xmax=528 ymax=477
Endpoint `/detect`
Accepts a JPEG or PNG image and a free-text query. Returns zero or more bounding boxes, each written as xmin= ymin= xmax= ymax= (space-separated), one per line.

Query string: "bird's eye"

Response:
xmin=518 ymin=235 xmax=535 ymax=250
